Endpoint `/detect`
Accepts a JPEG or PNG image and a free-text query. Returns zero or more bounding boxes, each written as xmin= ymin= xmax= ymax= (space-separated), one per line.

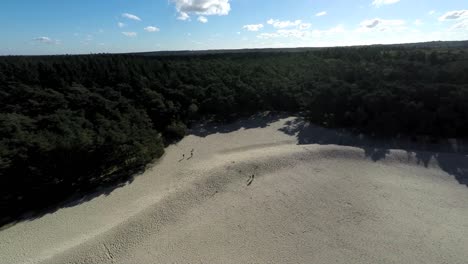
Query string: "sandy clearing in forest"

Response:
xmin=1 ymin=114 xmax=467 ymax=264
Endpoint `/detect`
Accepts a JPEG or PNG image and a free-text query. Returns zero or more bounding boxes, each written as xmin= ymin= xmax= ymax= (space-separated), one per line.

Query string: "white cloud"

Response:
xmin=118 ymin=22 xmax=125 ymax=28
xmin=245 ymin=20 xmax=467 ymax=49
xmin=257 ymin=32 xmax=279 ymax=39
xmin=452 ymin=19 xmax=468 ymax=30
xmin=144 ymin=26 xmax=160 ymax=32
xmin=414 ymin=19 xmax=423 ymax=26
xmin=243 ymin=24 xmax=264 ymax=31
xmin=277 ymin=29 xmax=307 ymax=38
xmin=438 ymin=10 xmax=468 ymax=21
xmin=267 ymin=19 xmax=302 ymax=29
xmin=438 ymin=10 xmax=468 ymax=31
xmin=362 ymin=19 xmax=380 ymax=28
xmin=198 ymin=16 xmax=208 ymax=23
xmin=299 ymin=23 xmax=312 ymax=30
xmin=316 ymin=11 xmax=327 ymax=17
xmin=34 ymin=36 xmax=52 ymax=43
xmin=322 ymin=25 xmax=345 ymax=34
xmin=257 ymin=29 xmax=307 ymax=39
xmin=428 ymin=10 xmax=436 ymax=15
xmin=309 ymin=25 xmax=346 ymax=38
xmin=359 ymin=18 xmax=405 ymax=32
xmin=266 ymin=19 xmax=313 ymax=32
xmin=259 ymin=18 xmax=314 ymax=39
xmin=122 ymin=32 xmax=137 ymax=37
xmin=258 ymin=24 xmax=345 ymax=40
xmin=122 ymin=13 xmax=141 ymax=21
xmin=371 ymin=0 xmax=400 ymax=7
xmin=177 ymin=12 xmax=190 ymax=21
xmin=171 ymin=0 xmax=230 ymax=21
xmin=33 ymin=36 xmax=60 ymax=44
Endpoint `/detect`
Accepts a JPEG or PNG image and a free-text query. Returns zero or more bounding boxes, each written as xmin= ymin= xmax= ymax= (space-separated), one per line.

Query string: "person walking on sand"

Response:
xmin=187 ymin=149 xmax=194 ymax=160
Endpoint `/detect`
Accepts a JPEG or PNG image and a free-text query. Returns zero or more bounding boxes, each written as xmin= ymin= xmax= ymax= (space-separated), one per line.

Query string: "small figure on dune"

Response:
xmin=178 ymin=153 xmax=185 ymax=162
xmin=187 ymin=149 xmax=194 ymax=160
xmin=247 ymin=174 xmax=255 ymax=186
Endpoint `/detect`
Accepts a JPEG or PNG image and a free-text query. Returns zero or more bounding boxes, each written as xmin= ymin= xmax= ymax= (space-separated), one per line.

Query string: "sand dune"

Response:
xmin=1 ymin=115 xmax=467 ymax=264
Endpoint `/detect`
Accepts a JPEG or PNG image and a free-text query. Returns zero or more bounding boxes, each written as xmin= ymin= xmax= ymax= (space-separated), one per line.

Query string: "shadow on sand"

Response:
xmin=0 ymin=165 xmax=146 ymax=230
xmin=190 ymin=112 xmax=288 ymax=137
xmin=279 ymin=117 xmax=468 ymax=187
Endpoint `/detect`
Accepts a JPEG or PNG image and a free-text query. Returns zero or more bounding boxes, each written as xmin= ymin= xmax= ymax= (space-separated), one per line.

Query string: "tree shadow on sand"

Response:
xmin=0 ymin=165 xmax=147 ymax=230
xmin=189 ymin=112 xmax=288 ymax=137
xmin=279 ymin=117 xmax=468 ymax=187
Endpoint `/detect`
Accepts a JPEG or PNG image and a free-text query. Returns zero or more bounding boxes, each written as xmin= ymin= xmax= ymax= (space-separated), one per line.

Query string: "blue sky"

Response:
xmin=1 ymin=0 xmax=467 ymax=55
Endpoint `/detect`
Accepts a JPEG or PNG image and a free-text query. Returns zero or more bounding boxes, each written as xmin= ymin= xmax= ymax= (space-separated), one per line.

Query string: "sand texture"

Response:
xmin=1 ymin=114 xmax=467 ymax=264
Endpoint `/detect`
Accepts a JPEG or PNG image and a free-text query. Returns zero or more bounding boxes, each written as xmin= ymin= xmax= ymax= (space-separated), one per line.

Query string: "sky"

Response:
xmin=0 ymin=0 xmax=467 ymax=55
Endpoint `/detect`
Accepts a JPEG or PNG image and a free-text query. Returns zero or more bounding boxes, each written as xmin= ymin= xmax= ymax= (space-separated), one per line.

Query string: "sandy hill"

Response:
xmin=0 ymin=114 xmax=467 ymax=264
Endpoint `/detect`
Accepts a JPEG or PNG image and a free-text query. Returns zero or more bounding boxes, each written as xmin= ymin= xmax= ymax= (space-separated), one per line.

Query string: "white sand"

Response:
xmin=1 ymin=115 xmax=467 ymax=264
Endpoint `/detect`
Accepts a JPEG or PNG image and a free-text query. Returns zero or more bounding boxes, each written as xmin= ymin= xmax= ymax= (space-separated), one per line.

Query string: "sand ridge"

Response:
xmin=0 ymin=115 xmax=467 ymax=264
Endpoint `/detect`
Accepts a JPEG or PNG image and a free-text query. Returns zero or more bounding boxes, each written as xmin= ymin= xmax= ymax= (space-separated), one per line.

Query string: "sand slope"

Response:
xmin=0 ymin=115 xmax=467 ymax=264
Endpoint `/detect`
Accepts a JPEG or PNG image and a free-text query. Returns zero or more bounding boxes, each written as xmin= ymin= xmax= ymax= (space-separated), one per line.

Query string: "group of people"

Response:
xmin=179 ymin=149 xmax=195 ymax=162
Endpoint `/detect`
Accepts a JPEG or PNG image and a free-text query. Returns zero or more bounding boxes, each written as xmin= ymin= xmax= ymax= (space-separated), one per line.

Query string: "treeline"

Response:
xmin=1 ymin=44 xmax=468 ymax=222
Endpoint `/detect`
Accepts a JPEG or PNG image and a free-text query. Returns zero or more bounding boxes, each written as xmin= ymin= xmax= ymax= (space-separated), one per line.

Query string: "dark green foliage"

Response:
xmin=164 ymin=121 xmax=187 ymax=143
xmin=1 ymin=43 xmax=468 ymax=222
xmin=0 ymin=81 xmax=164 ymax=220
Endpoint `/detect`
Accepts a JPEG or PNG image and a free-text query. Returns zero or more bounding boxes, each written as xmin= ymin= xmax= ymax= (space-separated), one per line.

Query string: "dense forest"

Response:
xmin=1 ymin=42 xmax=468 ymax=224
